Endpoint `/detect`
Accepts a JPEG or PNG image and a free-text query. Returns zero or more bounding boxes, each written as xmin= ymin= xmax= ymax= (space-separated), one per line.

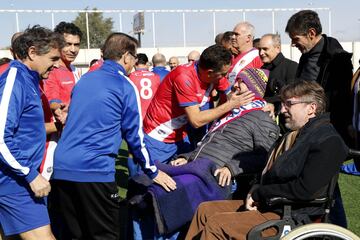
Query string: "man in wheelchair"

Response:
xmin=185 ymin=80 xmax=349 ymax=239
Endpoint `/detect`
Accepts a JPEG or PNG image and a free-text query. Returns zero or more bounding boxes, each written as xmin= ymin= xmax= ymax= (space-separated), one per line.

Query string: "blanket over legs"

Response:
xmin=128 ymin=158 xmax=231 ymax=235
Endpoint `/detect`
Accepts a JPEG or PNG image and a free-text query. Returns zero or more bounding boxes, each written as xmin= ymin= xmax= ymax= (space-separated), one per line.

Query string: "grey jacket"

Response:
xmin=180 ymin=110 xmax=280 ymax=177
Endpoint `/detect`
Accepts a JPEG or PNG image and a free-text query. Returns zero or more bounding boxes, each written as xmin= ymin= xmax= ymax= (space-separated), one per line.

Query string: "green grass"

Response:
xmin=339 ymin=172 xmax=360 ymax=236
xmin=115 ymin=141 xmax=129 ymax=199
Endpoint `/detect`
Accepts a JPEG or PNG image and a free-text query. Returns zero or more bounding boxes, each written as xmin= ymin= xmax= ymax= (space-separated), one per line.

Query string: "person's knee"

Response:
xmin=196 ymin=202 xmax=214 ymax=221
xmin=19 ymin=225 xmax=55 ymax=240
xmin=202 ymin=216 xmax=224 ymax=237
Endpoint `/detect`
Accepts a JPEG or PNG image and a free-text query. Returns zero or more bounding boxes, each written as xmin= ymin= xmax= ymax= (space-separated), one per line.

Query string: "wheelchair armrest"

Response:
xmin=247 ymin=218 xmax=296 ymax=240
xmin=267 ymin=197 xmax=328 ymax=207
xmin=348 ymin=148 xmax=360 ymax=159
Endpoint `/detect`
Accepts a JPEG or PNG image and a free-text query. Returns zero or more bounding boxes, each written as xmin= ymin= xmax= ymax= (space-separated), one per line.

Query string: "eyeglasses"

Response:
xmin=281 ymin=100 xmax=313 ymax=108
xmin=129 ymin=52 xmax=138 ymax=60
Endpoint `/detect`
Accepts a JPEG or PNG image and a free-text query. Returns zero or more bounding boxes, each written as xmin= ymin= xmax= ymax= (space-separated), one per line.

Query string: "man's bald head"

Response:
xmin=187 ymin=50 xmax=200 ymax=63
xmin=152 ymin=53 xmax=166 ymax=67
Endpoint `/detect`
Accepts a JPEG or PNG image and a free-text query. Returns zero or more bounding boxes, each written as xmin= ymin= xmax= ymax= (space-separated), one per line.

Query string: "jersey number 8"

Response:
xmin=140 ymin=78 xmax=153 ymax=100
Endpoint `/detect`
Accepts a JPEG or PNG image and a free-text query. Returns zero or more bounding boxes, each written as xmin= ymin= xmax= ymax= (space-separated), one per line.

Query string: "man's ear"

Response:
xmin=308 ymin=102 xmax=317 ymax=115
xmin=27 ymin=46 xmax=36 ymax=61
xmin=307 ymin=28 xmax=317 ymax=40
xmin=123 ymin=51 xmax=130 ymax=64
xmin=207 ymin=69 xmax=214 ymax=77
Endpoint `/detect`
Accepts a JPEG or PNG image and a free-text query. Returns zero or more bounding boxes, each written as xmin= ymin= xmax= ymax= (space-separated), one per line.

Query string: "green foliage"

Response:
xmin=73 ymin=8 xmax=113 ymax=49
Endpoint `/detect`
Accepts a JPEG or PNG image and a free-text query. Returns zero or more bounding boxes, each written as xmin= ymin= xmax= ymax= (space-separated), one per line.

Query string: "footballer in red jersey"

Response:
xmin=143 ymin=45 xmax=255 ymax=163
xmin=129 ymin=54 xmax=160 ymax=119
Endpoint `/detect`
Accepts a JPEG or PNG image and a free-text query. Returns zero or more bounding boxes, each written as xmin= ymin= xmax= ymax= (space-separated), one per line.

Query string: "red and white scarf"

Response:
xmin=209 ymin=97 xmax=266 ymax=133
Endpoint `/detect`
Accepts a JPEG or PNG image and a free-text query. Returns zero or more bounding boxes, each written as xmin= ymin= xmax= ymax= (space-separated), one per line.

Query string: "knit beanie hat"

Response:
xmin=237 ymin=68 xmax=269 ymax=98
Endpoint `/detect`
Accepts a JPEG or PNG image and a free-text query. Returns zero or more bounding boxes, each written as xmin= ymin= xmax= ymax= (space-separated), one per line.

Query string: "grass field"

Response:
xmin=338 ymin=171 xmax=360 ymax=236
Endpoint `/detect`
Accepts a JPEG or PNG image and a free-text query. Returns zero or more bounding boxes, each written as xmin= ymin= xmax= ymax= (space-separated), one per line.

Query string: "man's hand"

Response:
xmin=153 ymin=170 xmax=177 ymax=192
xmin=228 ymin=90 xmax=255 ymax=109
xmin=262 ymin=103 xmax=275 ymax=120
xmin=53 ymin=103 xmax=68 ymax=125
xmin=29 ymin=174 xmax=51 ymax=198
xmin=245 ymin=194 xmax=258 ymax=211
xmin=170 ymin=158 xmax=188 ymax=166
xmin=214 ymin=167 xmax=232 ymax=187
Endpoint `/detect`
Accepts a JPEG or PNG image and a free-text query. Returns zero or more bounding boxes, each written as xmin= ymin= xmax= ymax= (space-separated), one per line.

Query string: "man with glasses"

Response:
xmin=286 ymin=10 xmax=353 ymax=146
xmin=186 ymin=80 xmax=348 ymax=239
xmin=50 ymin=33 xmax=176 ymax=240
xmin=143 ymin=45 xmax=255 ymax=164
xmin=228 ymin=21 xmax=263 ymax=85
xmin=286 ymin=10 xmax=353 ymax=228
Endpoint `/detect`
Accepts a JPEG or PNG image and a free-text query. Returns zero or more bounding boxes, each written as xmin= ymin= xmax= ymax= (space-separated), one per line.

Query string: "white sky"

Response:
xmin=0 ymin=0 xmax=359 ymax=48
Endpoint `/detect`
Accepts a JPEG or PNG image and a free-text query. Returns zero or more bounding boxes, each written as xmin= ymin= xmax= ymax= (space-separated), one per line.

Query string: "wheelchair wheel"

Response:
xmin=281 ymin=223 xmax=360 ymax=240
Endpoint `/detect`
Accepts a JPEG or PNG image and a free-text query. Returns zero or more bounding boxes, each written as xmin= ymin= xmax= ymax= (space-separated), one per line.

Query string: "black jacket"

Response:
xmin=297 ymin=35 xmax=353 ymax=145
xmin=263 ymin=52 xmax=298 ymax=103
xmin=252 ymin=113 xmax=348 ymax=215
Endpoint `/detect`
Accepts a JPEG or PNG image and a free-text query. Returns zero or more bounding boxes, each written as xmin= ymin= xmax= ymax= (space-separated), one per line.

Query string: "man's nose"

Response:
xmin=70 ymin=44 xmax=76 ymax=52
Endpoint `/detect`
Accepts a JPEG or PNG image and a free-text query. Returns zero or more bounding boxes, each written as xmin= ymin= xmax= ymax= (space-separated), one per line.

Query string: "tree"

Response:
xmin=73 ymin=8 xmax=114 ymax=48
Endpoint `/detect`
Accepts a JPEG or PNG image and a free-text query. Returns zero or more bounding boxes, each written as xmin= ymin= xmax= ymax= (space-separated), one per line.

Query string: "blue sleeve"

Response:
xmin=0 ymin=68 xmax=38 ymax=183
xmin=122 ymin=79 xmax=158 ymax=179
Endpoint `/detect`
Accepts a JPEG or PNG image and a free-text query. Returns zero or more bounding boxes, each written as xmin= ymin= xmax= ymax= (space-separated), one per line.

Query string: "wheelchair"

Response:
xmin=247 ymin=149 xmax=360 ymax=240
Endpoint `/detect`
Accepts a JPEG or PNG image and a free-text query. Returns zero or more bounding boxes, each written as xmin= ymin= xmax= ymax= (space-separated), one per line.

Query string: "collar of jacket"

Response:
xmin=102 ymin=59 xmax=127 ymax=76
xmin=262 ymin=52 xmax=286 ymax=70
xmin=319 ymin=34 xmax=350 ymax=58
xmin=10 ymin=60 xmax=40 ymax=86
xmin=298 ymin=112 xmax=331 ymax=137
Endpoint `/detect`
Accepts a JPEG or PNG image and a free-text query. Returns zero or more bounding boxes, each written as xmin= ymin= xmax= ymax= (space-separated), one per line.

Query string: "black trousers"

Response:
xmin=49 ymin=180 xmax=121 ymax=240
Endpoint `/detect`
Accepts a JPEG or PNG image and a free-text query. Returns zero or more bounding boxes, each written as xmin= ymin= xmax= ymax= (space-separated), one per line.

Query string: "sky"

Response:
xmin=0 ymin=0 xmax=359 ymax=48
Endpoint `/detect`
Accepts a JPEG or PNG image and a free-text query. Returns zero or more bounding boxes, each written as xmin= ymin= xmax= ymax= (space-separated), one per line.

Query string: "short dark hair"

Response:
xmin=54 ymin=21 xmax=83 ymax=40
xmin=215 ymin=33 xmax=224 ymax=45
xmin=253 ymin=38 xmax=260 ymax=48
xmin=198 ymin=45 xmax=232 ymax=72
xmin=280 ymin=80 xmax=326 ymax=114
xmin=102 ymin=32 xmax=138 ymax=61
xmin=285 ymin=10 xmax=322 ymax=36
xmin=12 ymin=25 xmax=64 ymax=60
xmin=136 ymin=53 xmax=148 ymax=65
xmin=89 ymin=59 xmax=98 ymax=67
xmin=221 ymin=31 xmax=236 ymax=44
xmin=0 ymin=57 xmax=11 ymax=66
